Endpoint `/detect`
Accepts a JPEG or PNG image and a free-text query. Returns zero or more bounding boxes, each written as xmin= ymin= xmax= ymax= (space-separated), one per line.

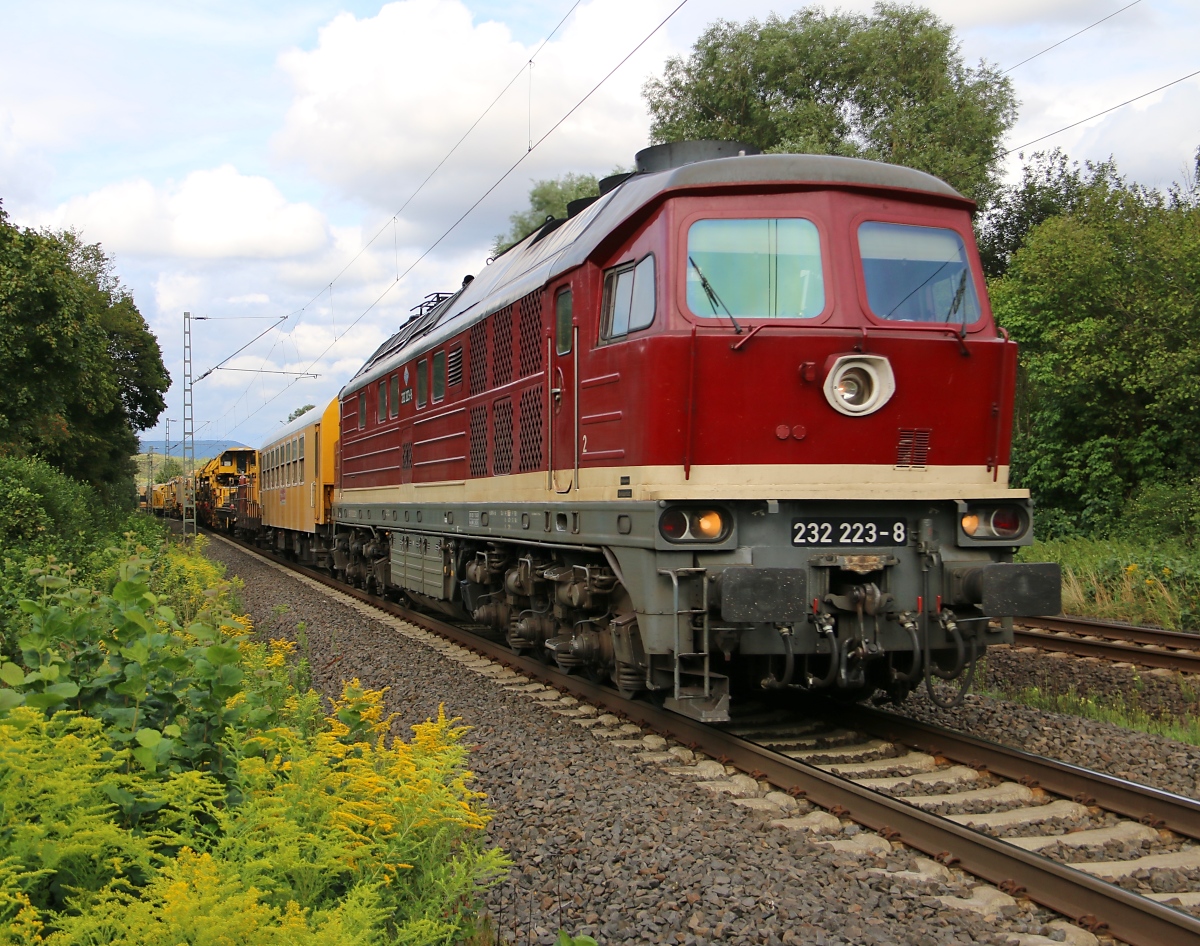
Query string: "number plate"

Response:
xmin=791 ymin=518 xmax=907 ymax=547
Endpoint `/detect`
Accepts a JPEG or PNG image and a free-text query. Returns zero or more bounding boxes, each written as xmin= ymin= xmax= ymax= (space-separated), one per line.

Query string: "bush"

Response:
xmin=0 ymin=456 xmax=156 ymax=662
xmin=0 ymin=543 xmax=507 ymax=943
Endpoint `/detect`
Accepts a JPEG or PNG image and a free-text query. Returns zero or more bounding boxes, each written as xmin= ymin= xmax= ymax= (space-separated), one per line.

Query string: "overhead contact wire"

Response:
xmin=1000 ymin=0 xmax=1142 ymax=75
xmin=226 ymin=0 xmax=690 ymax=435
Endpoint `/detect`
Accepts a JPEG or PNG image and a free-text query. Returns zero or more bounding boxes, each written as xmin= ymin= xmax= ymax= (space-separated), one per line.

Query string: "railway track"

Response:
xmin=206 ymin=530 xmax=1200 ymax=946
xmin=1014 ymin=616 xmax=1200 ymax=674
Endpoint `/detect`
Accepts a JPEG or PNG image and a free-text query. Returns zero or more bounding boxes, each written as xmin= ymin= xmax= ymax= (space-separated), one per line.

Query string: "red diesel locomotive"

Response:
xmin=324 ymin=141 xmax=1059 ymax=721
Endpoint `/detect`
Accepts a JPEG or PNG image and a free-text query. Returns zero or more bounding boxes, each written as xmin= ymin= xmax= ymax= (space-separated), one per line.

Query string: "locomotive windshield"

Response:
xmin=686 ymin=218 xmax=824 ymax=320
xmin=857 ymin=222 xmax=981 ymax=324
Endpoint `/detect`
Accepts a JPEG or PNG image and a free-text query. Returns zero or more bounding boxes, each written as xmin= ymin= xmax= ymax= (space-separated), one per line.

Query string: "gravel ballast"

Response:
xmin=204 ymin=537 xmax=1113 ymax=946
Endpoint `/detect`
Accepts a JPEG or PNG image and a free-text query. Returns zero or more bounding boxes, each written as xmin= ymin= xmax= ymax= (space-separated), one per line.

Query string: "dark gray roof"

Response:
xmin=344 ymin=154 xmax=966 ymax=394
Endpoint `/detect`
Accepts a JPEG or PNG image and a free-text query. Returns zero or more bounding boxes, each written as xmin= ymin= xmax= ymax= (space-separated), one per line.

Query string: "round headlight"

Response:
xmin=822 ymin=355 xmax=895 ymax=417
xmin=990 ymin=507 xmax=1023 ymax=539
xmin=836 ymin=368 xmax=872 ymax=407
xmin=692 ymin=510 xmax=725 ymax=539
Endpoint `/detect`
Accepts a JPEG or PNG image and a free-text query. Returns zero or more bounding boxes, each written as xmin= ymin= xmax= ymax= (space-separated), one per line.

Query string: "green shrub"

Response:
xmin=0 ymin=545 xmax=507 ymax=943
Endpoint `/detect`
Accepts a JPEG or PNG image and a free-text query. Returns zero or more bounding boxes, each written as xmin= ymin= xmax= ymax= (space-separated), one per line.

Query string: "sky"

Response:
xmin=2 ymin=0 xmax=1197 ymax=449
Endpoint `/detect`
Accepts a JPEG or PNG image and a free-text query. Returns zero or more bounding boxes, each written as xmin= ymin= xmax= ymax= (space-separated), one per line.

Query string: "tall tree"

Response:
xmin=492 ymin=173 xmax=602 ymax=255
xmin=976 ymin=149 xmax=1099 ymax=278
xmin=991 ymin=160 xmax=1200 ymax=532
xmin=642 ymin=3 xmax=1016 ymax=206
xmin=0 ymin=204 xmax=170 ymax=501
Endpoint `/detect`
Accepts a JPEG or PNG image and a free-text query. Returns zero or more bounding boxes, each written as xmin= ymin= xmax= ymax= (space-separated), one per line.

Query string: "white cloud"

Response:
xmin=273 ymin=0 xmax=671 ymax=231
xmin=153 ymin=272 xmax=203 ymax=315
xmin=228 ymin=292 xmax=270 ymax=304
xmin=44 ymin=165 xmax=330 ymax=260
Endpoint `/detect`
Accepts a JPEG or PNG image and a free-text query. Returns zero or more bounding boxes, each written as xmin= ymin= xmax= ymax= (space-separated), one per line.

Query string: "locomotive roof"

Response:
xmin=343 ymin=153 xmax=967 ymax=396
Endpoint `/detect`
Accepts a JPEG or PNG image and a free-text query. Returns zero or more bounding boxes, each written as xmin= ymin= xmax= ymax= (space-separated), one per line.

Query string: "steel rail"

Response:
xmin=208 ymin=532 xmax=1200 ymax=946
xmin=844 ymin=706 xmax=1200 ymax=841
xmin=1014 ymin=616 xmax=1200 ymax=673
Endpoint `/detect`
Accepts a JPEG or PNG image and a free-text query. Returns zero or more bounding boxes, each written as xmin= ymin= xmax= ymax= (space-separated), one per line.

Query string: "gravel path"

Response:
xmin=892 ymin=647 xmax=1200 ymax=801
xmin=203 ymin=536 xmax=1110 ymax=946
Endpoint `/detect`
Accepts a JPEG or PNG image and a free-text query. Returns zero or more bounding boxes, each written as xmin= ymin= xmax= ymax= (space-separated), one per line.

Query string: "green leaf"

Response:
xmin=163 ymin=724 xmax=182 ymax=738
xmin=131 ymin=745 xmax=158 ymax=773
xmin=204 ymin=644 xmax=240 ymax=667
xmin=24 ymin=691 xmax=68 ymax=709
xmin=134 ymin=728 xmax=162 ymax=748
xmin=101 ymin=783 xmax=137 ymax=807
xmin=45 ymin=681 xmax=79 ymax=700
xmin=112 ymin=579 xmax=146 ymax=604
xmin=0 ymin=690 xmax=23 ymax=711
xmin=0 ymin=663 xmax=24 ymax=687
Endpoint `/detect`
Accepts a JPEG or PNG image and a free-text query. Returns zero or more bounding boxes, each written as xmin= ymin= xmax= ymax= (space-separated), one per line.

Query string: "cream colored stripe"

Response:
xmin=338 ymin=463 xmax=1025 ymax=505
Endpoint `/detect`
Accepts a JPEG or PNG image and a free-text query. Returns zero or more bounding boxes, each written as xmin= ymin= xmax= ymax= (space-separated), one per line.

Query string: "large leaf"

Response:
xmin=0 ymin=689 xmax=23 ymax=711
xmin=134 ymin=728 xmax=162 ymax=748
xmin=204 ymin=644 xmax=240 ymax=667
xmin=0 ymin=662 xmax=24 ymax=687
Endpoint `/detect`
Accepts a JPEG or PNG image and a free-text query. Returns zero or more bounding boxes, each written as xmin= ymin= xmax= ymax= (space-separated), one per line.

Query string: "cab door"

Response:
xmin=551 ymin=285 xmax=576 ymax=492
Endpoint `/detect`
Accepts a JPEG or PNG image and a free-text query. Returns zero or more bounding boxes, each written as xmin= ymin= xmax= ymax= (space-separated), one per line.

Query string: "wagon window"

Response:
xmin=417 ymin=360 xmax=428 ymax=408
xmin=686 ymin=218 xmax=824 ymax=319
xmin=357 ymin=392 xmax=366 ymax=429
xmin=377 ymin=380 xmax=387 ymax=422
xmin=389 ymin=374 xmax=400 ymax=418
xmin=858 ymin=222 xmax=981 ymax=324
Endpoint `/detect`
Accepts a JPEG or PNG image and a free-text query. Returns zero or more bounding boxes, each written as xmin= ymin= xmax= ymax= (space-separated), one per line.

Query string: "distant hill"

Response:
xmin=139 ymin=439 xmax=250 ymax=457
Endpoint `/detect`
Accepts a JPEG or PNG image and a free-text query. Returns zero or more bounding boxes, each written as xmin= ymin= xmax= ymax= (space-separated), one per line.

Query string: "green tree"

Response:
xmin=976 ymin=149 xmax=1097 ymax=278
xmin=642 ymin=3 xmax=1016 ymax=206
xmin=492 ymin=172 xmax=601 ymax=255
xmin=992 ymin=158 xmax=1200 ymax=534
xmin=0 ymin=204 xmax=169 ymax=501
xmin=155 ymin=457 xmax=183 ymax=483
xmin=287 ymin=404 xmax=316 ymax=422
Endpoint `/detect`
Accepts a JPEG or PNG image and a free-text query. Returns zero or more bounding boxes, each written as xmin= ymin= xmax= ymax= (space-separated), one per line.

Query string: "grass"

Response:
xmin=1018 ymin=536 xmax=1200 ymax=629
xmin=983 ymin=681 xmax=1200 ymax=747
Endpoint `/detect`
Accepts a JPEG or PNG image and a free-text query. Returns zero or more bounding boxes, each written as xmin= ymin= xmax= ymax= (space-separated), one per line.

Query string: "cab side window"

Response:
xmin=417 ymin=360 xmax=428 ymax=408
xmin=601 ymin=255 xmax=655 ymax=340
xmin=555 ymin=288 xmax=573 ymax=355
xmin=432 ymin=350 xmax=446 ymax=402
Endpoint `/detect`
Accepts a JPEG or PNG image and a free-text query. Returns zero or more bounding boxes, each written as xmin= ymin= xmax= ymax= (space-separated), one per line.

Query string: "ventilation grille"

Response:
xmin=492 ymin=398 xmax=513 ymax=475
xmin=401 ymin=441 xmax=413 ymax=471
xmin=468 ymin=405 xmax=488 ymax=478
xmin=492 ymin=306 xmax=513 ymax=388
xmin=517 ymin=385 xmax=544 ymax=473
xmin=447 ymin=346 xmax=463 ymax=387
xmin=468 ymin=323 xmax=488 ymax=395
xmin=896 ymin=428 xmax=932 ymax=470
xmin=518 ymin=291 xmax=544 ymax=377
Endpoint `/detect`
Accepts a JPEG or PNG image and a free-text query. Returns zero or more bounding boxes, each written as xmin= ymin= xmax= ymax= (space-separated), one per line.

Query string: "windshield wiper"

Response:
xmin=944 ymin=269 xmax=968 ymax=323
xmin=688 ymin=256 xmax=743 ymax=334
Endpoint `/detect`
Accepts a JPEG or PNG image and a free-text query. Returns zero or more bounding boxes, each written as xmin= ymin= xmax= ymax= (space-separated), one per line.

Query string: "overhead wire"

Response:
xmin=225 ymin=0 xmax=691 ymax=435
xmin=1000 ymin=0 xmax=1142 ymax=75
xmin=210 ymin=0 xmax=585 ymax=433
xmin=998 ymin=66 xmax=1200 ymax=159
